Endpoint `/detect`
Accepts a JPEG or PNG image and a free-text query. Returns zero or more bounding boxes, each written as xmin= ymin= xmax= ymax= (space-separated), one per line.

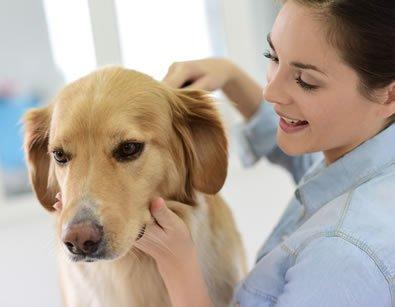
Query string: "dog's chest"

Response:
xmin=60 ymin=255 xmax=171 ymax=307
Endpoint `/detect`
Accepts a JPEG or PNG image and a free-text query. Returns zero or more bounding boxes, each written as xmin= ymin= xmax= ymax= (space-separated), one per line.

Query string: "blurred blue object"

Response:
xmin=0 ymin=95 xmax=40 ymax=196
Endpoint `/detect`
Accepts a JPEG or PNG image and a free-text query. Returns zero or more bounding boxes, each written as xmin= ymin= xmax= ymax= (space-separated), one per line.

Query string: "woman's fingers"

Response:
xmin=183 ymin=75 xmax=213 ymax=91
xmin=134 ymin=197 xmax=195 ymax=264
xmin=53 ymin=192 xmax=63 ymax=211
xmin=134 ymin=222 xmax=161 ymax=254
xmin=163 ymin=61 xmax=208 ymax=89
xmin=163 ymin=71 xmax=187 ymax=88
xmin=163 ymin=63 xmax=193 ymax=88
xmin=55 ymin=192 xmax=62 ymax=201
xmin=149 ymin=197 xmax=178 ymax=230
xmin=53 ymin=201 xmax=62 ymax=211
xmin=163 ymin=58 xmax=235 ymax=92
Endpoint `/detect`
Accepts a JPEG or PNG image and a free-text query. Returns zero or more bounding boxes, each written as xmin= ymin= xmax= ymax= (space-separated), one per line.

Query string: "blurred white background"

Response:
xmin=0 ymin=1 xmax=294 ymax=306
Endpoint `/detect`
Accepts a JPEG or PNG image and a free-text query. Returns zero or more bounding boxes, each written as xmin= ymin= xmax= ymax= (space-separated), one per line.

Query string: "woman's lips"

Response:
xmin=279 ymin=117 xmax=309 ymax=133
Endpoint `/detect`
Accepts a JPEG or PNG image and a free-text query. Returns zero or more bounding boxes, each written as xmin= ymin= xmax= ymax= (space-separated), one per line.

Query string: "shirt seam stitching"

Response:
xmin=241 ymin=282 xmax=278 ymax=303
xmin=297 ymin=158 xmax=395 ymax=211
xmin=336 ymin=190 xmax=354 ymax=229
xmin=342 ymin=157 xmax=395 ymax=189
xmin=283 ymin=231 xmax=394 ymax=305
xmin=281 ymin=244 xmax=297 ymax=256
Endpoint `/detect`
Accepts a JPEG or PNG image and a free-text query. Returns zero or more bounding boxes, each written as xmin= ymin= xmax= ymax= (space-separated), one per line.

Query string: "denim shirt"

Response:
xmin=231 ymin=102 xmax=395 ymax=307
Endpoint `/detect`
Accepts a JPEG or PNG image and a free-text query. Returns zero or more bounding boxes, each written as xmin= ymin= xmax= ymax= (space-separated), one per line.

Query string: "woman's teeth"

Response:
xmin=281 ymin=116 xmax=307 ymax=125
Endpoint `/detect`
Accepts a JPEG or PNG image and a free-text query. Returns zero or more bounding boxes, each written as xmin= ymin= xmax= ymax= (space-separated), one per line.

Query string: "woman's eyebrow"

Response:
xmin=290 ymin=62 xmax=328 ymax=76
xmin=267 ymin=33 xmax=327 ymax=76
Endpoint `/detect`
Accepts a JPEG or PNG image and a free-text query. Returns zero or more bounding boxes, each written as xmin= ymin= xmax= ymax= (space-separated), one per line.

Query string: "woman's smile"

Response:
xmin=279 ymin=116 xmax=310 ymax=133
xmin=275 ymin=110 xmax=310 ymax=133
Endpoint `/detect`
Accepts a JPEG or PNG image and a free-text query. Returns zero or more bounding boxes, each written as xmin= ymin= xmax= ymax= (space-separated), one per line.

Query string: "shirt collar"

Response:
xmin=295 ymin=123 xmax=395 ymax=215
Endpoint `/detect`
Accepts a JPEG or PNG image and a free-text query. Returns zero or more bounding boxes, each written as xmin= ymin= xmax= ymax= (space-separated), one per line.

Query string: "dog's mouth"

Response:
xmin=69 ymin=253 xmax=108 ymax=263
xmin=136 ymin=224 xmax=146 ymax=241
xmin=66 ymin=240 xmax=113 ymax=263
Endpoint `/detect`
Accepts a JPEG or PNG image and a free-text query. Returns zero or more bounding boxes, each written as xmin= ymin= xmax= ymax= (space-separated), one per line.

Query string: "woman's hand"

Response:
xmin=163 ymin=57 xmax=262 ymax=119
xmin=134 ymin=197 xmax=195 ymax=268
xmin=53 ymin=192 xmax=63 ymax=211
xmin=135 ymin=198 xmax=213 ymax=307
xmin=163 ymin=57 xmax=236 ymax=91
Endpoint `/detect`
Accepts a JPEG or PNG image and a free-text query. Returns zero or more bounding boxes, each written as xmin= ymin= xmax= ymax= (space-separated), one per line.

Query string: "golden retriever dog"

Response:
xmin=23 ymin=66 xmax=246 ymax=307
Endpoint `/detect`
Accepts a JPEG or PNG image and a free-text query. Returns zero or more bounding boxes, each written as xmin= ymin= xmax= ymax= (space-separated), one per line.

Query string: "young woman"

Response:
xmin=135 ymin=0 xmax=395 ymax=306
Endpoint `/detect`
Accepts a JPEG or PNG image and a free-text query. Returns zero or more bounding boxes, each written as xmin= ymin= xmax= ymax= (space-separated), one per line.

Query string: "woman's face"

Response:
xmin=263 ymin=0 xmax=388 ymax=164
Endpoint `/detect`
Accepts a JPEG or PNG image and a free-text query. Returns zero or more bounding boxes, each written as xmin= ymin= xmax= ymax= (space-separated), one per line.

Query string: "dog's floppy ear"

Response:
xmin=171 ymin=89 xmax=228 ymax=195
xmin=23 ymin=106 xmax=57 ymax=211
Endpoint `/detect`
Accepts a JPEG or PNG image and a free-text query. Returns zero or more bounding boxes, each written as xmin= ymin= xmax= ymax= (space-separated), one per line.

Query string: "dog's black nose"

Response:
xmin=62 ymin=222 xmax=103 ymax=255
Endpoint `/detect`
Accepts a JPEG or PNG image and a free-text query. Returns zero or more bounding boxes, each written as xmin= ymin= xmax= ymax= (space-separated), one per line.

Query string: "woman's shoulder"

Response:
xmin=337 ymin=164 xmax=395 ymax=263
xmin=238 ymin=208 xmax=394 ymax=307
xmin=342 ymin=162 xmax=395 ymax=234
xmin=288 ymin=165 xmax=395 ymax=280
xmin=299 ymin=161 xmax=395 ymax=237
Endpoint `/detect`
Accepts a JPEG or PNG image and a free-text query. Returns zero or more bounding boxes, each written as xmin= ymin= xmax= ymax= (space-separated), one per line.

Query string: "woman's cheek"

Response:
xmin=266 ymin=62 xmax=277 ymax=84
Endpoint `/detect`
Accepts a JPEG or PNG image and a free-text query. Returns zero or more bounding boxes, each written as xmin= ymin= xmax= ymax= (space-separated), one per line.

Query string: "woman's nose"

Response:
xmin=262 ymin=70 xmax=291 ymax=106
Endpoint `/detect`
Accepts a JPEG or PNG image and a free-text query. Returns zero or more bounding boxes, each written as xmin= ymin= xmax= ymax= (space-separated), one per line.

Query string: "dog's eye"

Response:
xmin=114 ymin=142 xmax=144 ymax=162
xmin=52 ymin=150 xmax=69 ymax=165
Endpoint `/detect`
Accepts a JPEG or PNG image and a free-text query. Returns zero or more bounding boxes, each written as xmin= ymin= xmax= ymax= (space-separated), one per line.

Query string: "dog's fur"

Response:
xmin=23 ymin=67 xmax=246 ymax=307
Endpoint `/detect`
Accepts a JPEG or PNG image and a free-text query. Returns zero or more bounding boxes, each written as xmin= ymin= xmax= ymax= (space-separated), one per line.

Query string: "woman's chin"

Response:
xmin=277 ymin=140 xmax=310 ymax=157
xmin=277 ymin=139 xmax=295 ymax=154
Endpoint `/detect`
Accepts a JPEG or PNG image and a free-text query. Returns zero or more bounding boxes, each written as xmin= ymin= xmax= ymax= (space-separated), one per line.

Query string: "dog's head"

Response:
xmin=23 ymin=67 xmax=227 ymax=262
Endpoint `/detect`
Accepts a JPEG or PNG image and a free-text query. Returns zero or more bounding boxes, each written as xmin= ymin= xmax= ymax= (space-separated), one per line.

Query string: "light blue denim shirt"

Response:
xmin=231 ymin=102 xmax=395 ymax=307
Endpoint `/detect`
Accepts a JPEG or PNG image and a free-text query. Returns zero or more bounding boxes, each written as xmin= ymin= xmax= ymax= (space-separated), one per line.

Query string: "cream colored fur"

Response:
xmin=23 ymin=67 xmax=246 ymax=307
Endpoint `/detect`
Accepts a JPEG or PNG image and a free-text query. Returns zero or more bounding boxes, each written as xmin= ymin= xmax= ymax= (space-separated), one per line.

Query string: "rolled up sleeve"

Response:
xmin=232 ymin=101 xmax=279 ymax=167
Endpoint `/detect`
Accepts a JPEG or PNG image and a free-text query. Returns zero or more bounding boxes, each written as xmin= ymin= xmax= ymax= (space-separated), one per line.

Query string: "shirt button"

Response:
xmin=281 ymin=235 xmax=288 ymax=241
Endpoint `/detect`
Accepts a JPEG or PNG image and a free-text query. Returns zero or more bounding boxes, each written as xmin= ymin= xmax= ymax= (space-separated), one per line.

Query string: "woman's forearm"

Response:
xmin=223 ymin=62 xmax=263 ymax=119
xmin=157 ymin=250 xmax=213 ymax=307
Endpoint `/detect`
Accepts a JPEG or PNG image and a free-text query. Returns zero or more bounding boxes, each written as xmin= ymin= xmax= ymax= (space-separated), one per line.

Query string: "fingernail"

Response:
xmin=53 ymin=201 xmax=62 ymax=211
xmin=151 ymin=197 xmax=164 ymax=211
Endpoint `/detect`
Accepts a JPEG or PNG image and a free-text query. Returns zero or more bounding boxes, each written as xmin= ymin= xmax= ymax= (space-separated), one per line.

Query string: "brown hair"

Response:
xmin=285 ymin=0 xmax=395 ymax=125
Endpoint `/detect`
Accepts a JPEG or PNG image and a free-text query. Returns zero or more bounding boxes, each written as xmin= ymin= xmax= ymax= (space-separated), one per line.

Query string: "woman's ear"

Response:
xmin=384 ymin=81 xmax=395 ymax=122
xmin=374 ymin=81 xmax=395 ymax=127
xmin=23 ymin=105 xmax=57 ymax=211
xmin=170 ymin=89 xmax=228 ymax=195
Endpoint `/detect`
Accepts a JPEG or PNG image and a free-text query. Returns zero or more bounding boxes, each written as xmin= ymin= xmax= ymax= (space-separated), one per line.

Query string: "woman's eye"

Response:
xmin=295 ymin=76 xmax=319 ymax=91
xmin=114 ymin=142 xmax=144 ymax=162
xmin=263 ymin=51 xmax=279 ymax=63
xmin=53 ymin=150 xmax=69 ymax=165
xmin=263 ymin=49 xmax=318 ymax=92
